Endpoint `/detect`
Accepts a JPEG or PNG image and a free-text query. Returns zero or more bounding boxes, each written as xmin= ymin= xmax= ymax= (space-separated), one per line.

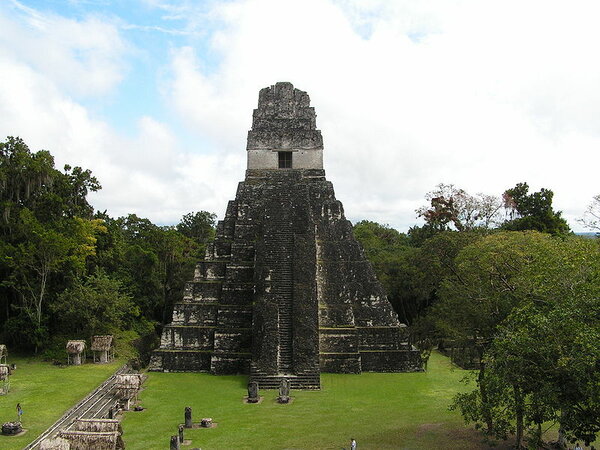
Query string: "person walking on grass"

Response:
xmin=350 ymin=437 xmax=357 ymax=449
xmin=16 ymin=403 xmax=23 ymax=423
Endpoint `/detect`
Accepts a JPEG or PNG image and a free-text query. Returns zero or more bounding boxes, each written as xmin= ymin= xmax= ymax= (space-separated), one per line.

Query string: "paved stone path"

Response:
xmin=23 ymin=364 xmax=129 ymax=449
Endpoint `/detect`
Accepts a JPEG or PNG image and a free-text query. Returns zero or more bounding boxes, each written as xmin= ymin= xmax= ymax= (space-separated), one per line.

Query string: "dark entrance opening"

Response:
xmin=278 ymin=151 xmax=292 ymax=169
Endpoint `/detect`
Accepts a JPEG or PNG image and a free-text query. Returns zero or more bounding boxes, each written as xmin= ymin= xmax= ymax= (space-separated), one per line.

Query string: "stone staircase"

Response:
xmin=249 ymin=184 xmax=321 ymax=390
xmin=249 ymin=371 xmax=321 ymax=390
xmin=270 ymin=195 xmax=294 ymax=373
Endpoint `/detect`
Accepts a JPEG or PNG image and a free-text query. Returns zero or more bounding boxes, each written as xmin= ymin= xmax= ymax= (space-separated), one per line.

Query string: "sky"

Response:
xmin=0 ymin=0 xmax=598 ymax=232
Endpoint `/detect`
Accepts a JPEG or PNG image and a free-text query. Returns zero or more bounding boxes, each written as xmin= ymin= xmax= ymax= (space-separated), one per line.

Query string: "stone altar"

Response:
xmin=150 ymin=82 xmax=422 ymax=388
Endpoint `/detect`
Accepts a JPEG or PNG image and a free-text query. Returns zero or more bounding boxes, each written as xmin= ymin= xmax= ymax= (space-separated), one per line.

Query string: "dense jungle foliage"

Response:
xmin=354 ymin=185 xmax=599 ymax=448
xmin=0 ymin=137 xmax=215 ymax=360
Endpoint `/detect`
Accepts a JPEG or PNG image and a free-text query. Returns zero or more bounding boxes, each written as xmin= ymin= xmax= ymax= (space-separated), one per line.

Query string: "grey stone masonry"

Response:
xmin=149 ymin=82 xmax=422 ymax=387
xmin=247 ymin=82 xmax=323 ymax=170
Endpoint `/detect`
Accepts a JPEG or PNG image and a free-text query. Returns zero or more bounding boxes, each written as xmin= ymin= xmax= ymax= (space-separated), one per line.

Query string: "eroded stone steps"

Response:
xmin=250 ymin=373 xmax=321 ymax=390
xmin=265 ymin=194 xmax=295 ymax=374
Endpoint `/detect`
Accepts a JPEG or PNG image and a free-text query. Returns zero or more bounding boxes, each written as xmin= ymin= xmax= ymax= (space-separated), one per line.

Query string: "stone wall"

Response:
xmin=247 ymin=82 xmax=323 ymax=170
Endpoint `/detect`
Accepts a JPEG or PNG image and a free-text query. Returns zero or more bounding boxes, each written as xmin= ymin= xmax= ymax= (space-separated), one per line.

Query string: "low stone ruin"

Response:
xmin=73 ymin=418 xmax=122 ymax=434
xmin=39 ymin=436 xmax=70 ymax=450
xmin=2 ymin=421 xmax=23 ymax=436
xmin=277 ymin=378 xmax=291 ymax=404
xmin=66 ymin=340 xmax=86 ymax=366
xmin=246 ymin=380 xmax=260 ymax=403
xmin=0 ymin=344 xmax=7 ymax=364
xmin=115 ymin=374 xmax=142 ymax=410
xmin=200 ymin=418 xmax=213 ymax=428
xmin=58 ymin=430 xmax=122 ymax=450
xmin=0 ymin=364 xmax=10 ymax=395
xmin=51 ymin=418 xmax=124 ymax=450
xmin=91 ymin=336 xmax=114 ymax=364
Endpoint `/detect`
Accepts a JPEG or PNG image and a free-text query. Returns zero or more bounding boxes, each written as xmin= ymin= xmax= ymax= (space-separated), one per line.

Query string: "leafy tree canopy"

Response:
xmin=502 ymin=182 xmax=570 ymax=235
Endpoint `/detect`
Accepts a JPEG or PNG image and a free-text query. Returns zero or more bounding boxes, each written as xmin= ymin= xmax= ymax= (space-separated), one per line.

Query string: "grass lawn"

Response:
xmin=122 ymin=352 xmax=516 ymax=449
xmin=0 ymin=355 xmax=121 ymax=450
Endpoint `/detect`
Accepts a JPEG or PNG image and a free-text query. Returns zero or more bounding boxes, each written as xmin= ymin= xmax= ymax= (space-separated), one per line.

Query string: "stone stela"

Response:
xmin=277 ymin=378 xmax=291 ymax=404
xmin=247 ymin=381 xmax=260 ymax=403
xmin=150 ymin=82 xmax=422 ymax=389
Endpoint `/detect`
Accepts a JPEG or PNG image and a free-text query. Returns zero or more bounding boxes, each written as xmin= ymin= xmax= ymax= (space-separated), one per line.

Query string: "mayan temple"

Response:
xmin=149 ymin=82 xmax=421 ymax=388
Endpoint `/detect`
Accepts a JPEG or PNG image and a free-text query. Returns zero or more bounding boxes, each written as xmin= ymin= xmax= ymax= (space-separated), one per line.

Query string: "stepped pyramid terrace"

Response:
xmin=149 ymin=82 xmax=422 ymax=388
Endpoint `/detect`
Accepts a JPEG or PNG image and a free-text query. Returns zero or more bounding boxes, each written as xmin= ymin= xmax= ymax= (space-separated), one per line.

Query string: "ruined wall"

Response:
xmin=247 ymin=82 xmax=323 ymax=170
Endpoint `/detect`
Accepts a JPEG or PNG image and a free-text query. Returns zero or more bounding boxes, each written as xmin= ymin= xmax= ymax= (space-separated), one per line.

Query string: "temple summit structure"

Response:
xmin=149 ymin=82 xmax=422 ymax=388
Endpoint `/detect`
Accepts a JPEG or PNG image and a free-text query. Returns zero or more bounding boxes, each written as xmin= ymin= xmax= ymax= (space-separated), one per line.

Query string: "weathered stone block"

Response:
xmin=318 ymin=305 xmax=355 ymax=327
xmin=195 ymin=261 xmax=226 ymax=280
xmin=319 ymin=329 xmax=359 ymax=353
xmin=357 ymin=327 xmax=402 ymax=351
xmin=319 ymin=353 xmax=361 ymax=374
xmin=210 ymin=354 xmax=250 ymax=374
xmin=225 ymin=265 xmax=254 ymax=283
xmin=189 ymin=281 xmax=222 ymax=302
xmin=213 ymin=330 xmax=252 ymax=352
xmin=171 ymin=303 xmax=217 ymax=326
xmin=216 ymin=306 xmax=252 ymax=328
xmin=230 ymin=243 xmax=255 ymax=262
xmin=360 ymin=350 xmax=423 ymax=372
xmin=153 ymin=350 xmax=211 ymax=372
xmin=220 ymin=283 xmax=254 ymax=305
xmin=159 ymin=326 xmax=214 ymax=350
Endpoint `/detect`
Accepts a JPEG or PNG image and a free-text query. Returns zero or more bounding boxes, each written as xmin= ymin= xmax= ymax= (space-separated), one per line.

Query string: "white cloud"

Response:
xmin=162 ymin=0 xmax=600 ymax=230
xmin=1 ymin=0 xmax=598 ymax=232
xmin=0 ymin=1 xmax=128 ymax=98
xmin=0 ymin=2 xmax=241 ymax=225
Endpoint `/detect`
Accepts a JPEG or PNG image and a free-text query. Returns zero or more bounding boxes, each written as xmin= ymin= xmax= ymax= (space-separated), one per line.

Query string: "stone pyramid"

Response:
xmin=149 ymin=82 xmax=422 ymax=388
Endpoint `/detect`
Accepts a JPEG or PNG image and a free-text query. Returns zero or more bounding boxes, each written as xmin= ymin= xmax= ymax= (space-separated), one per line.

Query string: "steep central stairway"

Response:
xmin=271 ymin=195 xmax=294 ymax=373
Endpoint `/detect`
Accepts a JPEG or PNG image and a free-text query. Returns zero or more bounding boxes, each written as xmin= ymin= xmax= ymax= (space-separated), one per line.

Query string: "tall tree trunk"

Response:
xmin=34 ymin=265 xmax=48 ymax=354
xmin=477 ymin=351 xmax=494 ymax=434
xmin=514 ymin=384 xmax=524 ymax=448
xmin=557 ymin=409 xmax=567 ymax=449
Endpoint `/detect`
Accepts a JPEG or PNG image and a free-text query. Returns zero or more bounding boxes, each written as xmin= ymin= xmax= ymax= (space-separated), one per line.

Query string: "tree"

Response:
xmin=2 ymin=210 xmax=105 ymax=350
xmin=51 ymin=272 xmax=138 ymax=336
xmin=0 ymin=136 xmax=55 ymax=231
xmin=447 ymin=234 xmax=600 ymax=447
xmin=579 ymin=194 xmax=600 ymax=232
xmin=416 ymin=183 xmax=503 ymax=232
xmin=487 ymin=236 xmax=600 ymax=447
xmin=353 ymin=221 xmax=426 ymax=324
xmin=502 ymin=182 xmax=570 ymax=235
xmin=177 ymin=211 xmax=216 ymax=244
xmin=99 ymin=214 xmax=203 ymax=325
xmin=434 ymin=231 xmax=555 ymax=437
xmin=0 ymin=137 xmax=104 ymax=349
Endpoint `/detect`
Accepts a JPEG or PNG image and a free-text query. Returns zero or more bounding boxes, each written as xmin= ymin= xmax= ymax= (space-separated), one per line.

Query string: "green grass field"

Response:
xmin=121 ymin=352 xmax=511 ymax=449
xmin=0 ymin=352 xmax=557 ymax=449
xmin=0 ymin=356 xmax=121 ymax=450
